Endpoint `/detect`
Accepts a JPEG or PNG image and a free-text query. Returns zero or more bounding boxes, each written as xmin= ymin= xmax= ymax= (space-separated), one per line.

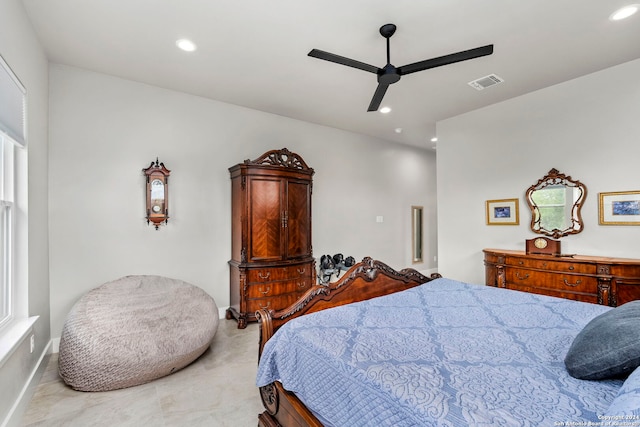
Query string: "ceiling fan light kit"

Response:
xmin=308 ymin=23 xmax=494 ymax=112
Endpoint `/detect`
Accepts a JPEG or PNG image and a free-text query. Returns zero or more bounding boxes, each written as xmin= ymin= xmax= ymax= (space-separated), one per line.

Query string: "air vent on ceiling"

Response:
xmin=468 ymin=74 xmax=504 ymax=91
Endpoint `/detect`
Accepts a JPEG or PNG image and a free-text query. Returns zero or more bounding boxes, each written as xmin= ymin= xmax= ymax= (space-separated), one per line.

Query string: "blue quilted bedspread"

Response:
xmin=256 ymin=278 xmax=624 ymax=426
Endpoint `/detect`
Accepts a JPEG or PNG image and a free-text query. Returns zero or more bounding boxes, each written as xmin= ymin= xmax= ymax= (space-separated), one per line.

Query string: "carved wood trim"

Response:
xmin=598 ymin=281 xmax=612 ymax=306
xmin=260 ymin=384 xmax=279 ymax=416
xmin=497 ymin=265 xmax=506 ymax=288
xmin=245 ymin=148 xmax=313 ymax=172
xmin=597 ymin=264 xmax=611 ymax=275
xmin=257 ymin=383 xmax=324 ymax=427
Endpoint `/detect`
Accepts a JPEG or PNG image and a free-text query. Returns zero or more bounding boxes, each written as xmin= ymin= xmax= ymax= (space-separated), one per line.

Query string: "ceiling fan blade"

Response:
xmin=308 ymin=49 xmax=380 ymax=74
xmin=367 ymin=82 xmax=390 ymax=112
xmin=397 ymin=44 xmax=493 ymax=76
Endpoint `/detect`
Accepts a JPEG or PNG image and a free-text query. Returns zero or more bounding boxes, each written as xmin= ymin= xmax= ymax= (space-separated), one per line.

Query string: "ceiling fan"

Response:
xmin=308 ymin=23 xmax=494 ymax=112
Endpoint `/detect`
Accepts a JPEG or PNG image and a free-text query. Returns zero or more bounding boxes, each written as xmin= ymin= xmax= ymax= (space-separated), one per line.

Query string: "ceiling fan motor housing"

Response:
xmin=379 ymin=64 xmax=401 ymax=84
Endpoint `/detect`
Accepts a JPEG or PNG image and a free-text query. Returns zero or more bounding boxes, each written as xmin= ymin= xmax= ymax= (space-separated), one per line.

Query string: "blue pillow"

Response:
xmin=605 ymin=366 xmax=640 ymax=417
xmin=565 ymin=300 xmax=640 ymax=380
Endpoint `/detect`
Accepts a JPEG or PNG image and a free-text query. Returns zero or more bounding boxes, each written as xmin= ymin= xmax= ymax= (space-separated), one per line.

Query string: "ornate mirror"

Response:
xmin=525 ymin=168 xmax=587 ymax=238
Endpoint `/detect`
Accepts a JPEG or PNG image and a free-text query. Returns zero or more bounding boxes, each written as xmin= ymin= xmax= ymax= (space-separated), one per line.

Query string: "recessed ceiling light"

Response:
xmin=431 ymin=137 xmax=438 ymax=142
xmin=176 ymin=39 xmax=197 ymax=52
xmin=610 ymin=4 xmax=639 ymax=21
xmin=395 ymin=128 xmax=403 ymax=134
xmin=379 ymin=106 xmax=391 ymax=114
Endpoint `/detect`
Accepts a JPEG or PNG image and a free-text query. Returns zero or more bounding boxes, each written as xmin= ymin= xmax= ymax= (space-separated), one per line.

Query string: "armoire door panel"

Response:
xmin=249 ymin=178 xmax=283 ymax=261
xmin=286 ymin=181 xmax=311 ymax=259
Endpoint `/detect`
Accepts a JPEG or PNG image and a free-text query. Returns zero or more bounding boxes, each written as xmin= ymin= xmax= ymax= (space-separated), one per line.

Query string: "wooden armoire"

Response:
xmin=227 ymin=148 xmax=315 ymax=328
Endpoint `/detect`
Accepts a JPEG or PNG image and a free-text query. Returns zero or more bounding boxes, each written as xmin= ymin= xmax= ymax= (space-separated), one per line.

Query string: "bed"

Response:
xmin=255 ymin=257 xmax=640 ymax=427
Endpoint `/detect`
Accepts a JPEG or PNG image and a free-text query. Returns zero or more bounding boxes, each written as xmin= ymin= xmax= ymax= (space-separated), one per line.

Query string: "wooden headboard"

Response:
xmin=256 ymin=256 xmax=441 ymax=355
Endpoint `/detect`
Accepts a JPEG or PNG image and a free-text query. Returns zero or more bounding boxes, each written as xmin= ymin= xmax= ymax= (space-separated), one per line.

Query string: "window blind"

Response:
xmin=0 ymin=55 xmax=26 ymax=147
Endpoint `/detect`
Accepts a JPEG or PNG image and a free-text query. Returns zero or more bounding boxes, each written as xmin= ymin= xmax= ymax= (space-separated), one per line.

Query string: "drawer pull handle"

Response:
xmin=563 ymin=279 xmax=582 ymax=287
xmin=297 ymin=281 xmax=306 ymax=288
xmin=259 ymin=302 xmax=271 ymax=310
xmin=260 ymin=286 xmax=271 ymax=295
xmin=297 ymin=268 xmax=306 ymax=275
xmin=516 ymin=272 xmax=530 ymax=280
xmin=569 ymin=266 xmax=574 ymax=270
xmin=258 ymin=272 xmax=271 ymax=280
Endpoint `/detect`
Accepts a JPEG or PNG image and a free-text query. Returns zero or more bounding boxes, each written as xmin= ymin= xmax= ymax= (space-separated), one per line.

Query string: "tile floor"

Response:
xmin=21 ymin=320 xmax=264 ymax=427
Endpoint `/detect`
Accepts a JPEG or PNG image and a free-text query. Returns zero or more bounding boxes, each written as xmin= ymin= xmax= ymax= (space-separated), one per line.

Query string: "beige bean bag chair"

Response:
xmin=58 ymin=275 xmax=218 ymax=391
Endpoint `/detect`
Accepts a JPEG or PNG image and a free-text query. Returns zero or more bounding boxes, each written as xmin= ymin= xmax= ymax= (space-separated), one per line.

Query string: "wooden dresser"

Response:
xmin=227 ymin=148 xmax=315 ymax=328
xmin=483 ymin=249 xmax=640 ymax=306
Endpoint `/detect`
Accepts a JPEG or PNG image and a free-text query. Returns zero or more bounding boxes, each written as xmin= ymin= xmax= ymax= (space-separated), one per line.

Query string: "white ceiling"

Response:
xmin=21 ymin=0 xmax=640 ymax=149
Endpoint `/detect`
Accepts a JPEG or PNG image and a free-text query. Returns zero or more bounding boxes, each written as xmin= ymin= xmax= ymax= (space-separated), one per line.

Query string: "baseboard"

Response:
xmin=1 ymin=340 xmax=51 ymax=427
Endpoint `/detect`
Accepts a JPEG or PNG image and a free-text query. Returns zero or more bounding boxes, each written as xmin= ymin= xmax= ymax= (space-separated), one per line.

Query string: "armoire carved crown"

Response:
xmin=244 ymin=148 xmax=312 ymax=171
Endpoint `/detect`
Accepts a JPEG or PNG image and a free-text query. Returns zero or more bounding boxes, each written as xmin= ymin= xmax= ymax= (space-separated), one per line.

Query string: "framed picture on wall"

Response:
xmin=599 ymin=191 xmax=640 ymax=225
xmin=486 ymin=198 xmax=519 ymax=225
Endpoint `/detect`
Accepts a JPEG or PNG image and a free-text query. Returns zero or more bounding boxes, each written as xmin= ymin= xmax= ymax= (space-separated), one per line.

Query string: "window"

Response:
xmin=0 ymin=54 xmax=25 ymax=331
xmin=531 ymin=185 xmax=568 ymax=231
xmin=0 ymin=134 xmax=14 ymax=328
xmin=531 ymin=184 xmax=580 ymax=233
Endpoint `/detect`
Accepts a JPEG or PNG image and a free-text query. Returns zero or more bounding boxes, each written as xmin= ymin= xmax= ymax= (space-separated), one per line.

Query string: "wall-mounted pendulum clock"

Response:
xmin=143 ymin=158 xmax=170 ymax=230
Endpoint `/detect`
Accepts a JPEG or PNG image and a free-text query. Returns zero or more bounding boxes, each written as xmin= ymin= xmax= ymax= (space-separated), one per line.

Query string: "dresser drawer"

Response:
xmin=507 ymin=283 xmax=599 ymax=304
xmin=505 ymin=256 xmax=596 ymax=274
xmin=247 ymin=279 xmax=312 ymax=298
xmin=506 ymin=268 xmax=598 ymax=294
xmin=247 ymin=264 xmax=312 ymax=283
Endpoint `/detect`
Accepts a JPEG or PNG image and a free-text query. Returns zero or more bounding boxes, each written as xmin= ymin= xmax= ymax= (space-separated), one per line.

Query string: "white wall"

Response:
xmin=436 ymin=58 xmax=640 ymax=284
xmin=0 ymin=0 xmax=50 ymax=425
xmin=48 ymin=64 xmax=437 ymax=339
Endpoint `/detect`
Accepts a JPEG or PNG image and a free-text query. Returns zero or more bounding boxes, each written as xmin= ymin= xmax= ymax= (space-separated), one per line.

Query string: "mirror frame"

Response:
xmin=411 ymin=206 xmax=423 ymax=263
xmin=525 ymin=168 xmax=587 ymax=239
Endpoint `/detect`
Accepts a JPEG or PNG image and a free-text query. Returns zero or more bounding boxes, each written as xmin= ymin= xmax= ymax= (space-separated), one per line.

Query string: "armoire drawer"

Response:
xmin=246 ymin=292 xmax=309 ymax=313
xmin=505 ymin=257 xmax=596 ymax=275
xmin=247 ymin=279 xmax=312 ymax=298
xmin=247 ymin=265 xmax=311 ymax=283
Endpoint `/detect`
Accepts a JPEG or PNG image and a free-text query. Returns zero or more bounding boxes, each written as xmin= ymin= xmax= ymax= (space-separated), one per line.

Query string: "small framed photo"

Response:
xmin=599 ymin=191 xmax=640 ymax=225
xmin=486 ymin=198 xmax=519 ymax=225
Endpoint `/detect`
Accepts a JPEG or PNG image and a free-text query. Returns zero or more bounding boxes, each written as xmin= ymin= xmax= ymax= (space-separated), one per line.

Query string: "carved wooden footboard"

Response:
xmin=256 ymin=257 xmax=441 ymax=427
